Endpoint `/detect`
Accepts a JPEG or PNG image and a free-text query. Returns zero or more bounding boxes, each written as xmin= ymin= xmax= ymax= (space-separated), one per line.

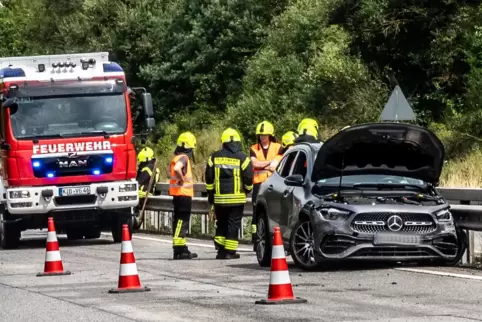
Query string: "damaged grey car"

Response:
xmin=254 ymin=122 xmax=467 ymax=270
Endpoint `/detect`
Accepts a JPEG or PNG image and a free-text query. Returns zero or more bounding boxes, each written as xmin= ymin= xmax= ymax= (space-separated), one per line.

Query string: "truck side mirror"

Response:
xmin=141 ymin=93 xmax=155 ymax=129
xmin=2 ymin=98 xmax=17 ymax=109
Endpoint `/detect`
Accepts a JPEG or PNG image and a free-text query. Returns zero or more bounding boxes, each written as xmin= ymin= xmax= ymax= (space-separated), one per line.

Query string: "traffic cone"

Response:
xmin=255 ymin=227 xmax=307 ymax=305
xmin=37 ymin=217 xmax=71 ymax=277
xmin=109 ymin=224 xmax=150 ymax=293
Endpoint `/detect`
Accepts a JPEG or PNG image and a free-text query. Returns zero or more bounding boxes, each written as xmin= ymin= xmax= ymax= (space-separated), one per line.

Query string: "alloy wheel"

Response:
xmin=256 ymin=217 xmax=266 ymax=262
xmin=292 ymin=221 xmax=317 ymax=267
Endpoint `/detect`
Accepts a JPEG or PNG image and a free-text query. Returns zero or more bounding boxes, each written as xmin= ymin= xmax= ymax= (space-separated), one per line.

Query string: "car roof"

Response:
xmin=290 ymin=141 xmax=322 ymax=154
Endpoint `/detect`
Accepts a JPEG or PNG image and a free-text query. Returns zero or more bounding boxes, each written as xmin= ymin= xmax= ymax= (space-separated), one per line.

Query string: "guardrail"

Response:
xmin=146 ymin=183 xmax=482 ymax=231
xmin=139 ymin=183 xmax=482 ymax=264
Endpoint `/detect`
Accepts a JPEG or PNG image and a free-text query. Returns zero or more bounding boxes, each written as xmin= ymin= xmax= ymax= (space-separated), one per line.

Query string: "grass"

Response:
xmin=440 ymin=149 xmax=482 ymax=188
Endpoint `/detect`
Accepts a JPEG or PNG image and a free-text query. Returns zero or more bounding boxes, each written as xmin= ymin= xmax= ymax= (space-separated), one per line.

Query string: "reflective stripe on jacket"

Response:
xmin=137 ymin=160 xmax=160 ymax=198
xmin=205 ymin=149 xmax=253 ymax=205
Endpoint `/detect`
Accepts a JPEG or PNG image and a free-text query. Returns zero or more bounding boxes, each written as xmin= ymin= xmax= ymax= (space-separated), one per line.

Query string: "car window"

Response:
xmin=292 ymin=151 xmax=307 ymax=180
xmin=277 ymin=151 xmax=298 ymax=178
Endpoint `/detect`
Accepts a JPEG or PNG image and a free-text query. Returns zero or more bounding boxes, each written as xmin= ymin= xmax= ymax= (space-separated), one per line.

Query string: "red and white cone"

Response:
xmin=255 ymin=227 xmax=307 ymax=304
xmin=37 ymin=217 xmax=71 ymax=277
xmin=109 ymin=224 xmax=150 ymax=293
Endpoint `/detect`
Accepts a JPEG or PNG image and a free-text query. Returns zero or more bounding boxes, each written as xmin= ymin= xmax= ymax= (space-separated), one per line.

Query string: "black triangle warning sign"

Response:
xmin=380 ymin=85 xmax=416 ymax=121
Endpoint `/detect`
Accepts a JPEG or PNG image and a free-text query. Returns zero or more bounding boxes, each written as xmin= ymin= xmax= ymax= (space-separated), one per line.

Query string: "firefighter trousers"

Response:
xmin=214 ymin=205 xmax=243 ymax=255
xmin=172 ymin=196 xmax=192 ymax=254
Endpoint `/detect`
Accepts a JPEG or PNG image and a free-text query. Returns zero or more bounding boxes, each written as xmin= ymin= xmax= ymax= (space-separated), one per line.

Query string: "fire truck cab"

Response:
xmin=0 ymin=52 xmax=155 ymax=249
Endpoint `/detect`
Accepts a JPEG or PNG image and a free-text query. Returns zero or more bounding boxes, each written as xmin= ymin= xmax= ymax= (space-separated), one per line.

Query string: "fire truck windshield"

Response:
xmin=9 ymin=92 xmax=127 ymax=139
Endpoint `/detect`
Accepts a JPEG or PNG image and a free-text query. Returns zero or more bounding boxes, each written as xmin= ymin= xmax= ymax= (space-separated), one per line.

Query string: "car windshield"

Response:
xmin=317 ymin=174 xmax=425 ymax=186
xmin=10 ymin=93 xmax=127 ymax=139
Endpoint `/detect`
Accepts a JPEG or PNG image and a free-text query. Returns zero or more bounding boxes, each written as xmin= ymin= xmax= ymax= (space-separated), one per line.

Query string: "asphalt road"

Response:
xmin=1 ymin=231 xmax=482 ymax=322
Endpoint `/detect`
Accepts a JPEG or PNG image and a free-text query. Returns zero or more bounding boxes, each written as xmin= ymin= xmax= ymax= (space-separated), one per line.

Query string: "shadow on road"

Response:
xmin=3 ymin=236 xmax=114 ymax=250
xmin=227 ymin=260 xmax=400 ymax=273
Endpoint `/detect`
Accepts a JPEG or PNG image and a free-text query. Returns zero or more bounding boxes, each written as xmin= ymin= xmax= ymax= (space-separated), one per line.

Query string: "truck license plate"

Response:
xmin=59 ymin=186 xmax=91 ymax=196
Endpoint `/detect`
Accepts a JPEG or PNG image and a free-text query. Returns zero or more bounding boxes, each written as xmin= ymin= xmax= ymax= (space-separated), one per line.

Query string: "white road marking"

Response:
xmin=101 ymin=232 xmax=253 ymax=252
xmin=394 ymin=267 xmax=482 ymax=281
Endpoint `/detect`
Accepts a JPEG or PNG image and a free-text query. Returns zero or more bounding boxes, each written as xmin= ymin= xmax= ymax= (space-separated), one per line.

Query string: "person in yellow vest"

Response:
xmin=168 ymin=132 xmax=198 ymax=260
xmin=135 ymin=147 xmax=161 ymax=228
xmin=280 ymin=130 xmax=299 ymax=153
xmin=250 ymin=120 xmax=283 ymax=248
xmin=205 ymin=128 xmax=253 ymax=259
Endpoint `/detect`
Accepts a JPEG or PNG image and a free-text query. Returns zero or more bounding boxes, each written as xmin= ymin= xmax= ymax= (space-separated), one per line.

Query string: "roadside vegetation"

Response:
xmin=3 ymin=0 xmax=482 ymax=187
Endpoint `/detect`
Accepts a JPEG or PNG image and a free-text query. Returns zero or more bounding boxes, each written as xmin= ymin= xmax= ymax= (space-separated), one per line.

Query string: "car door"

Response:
xmin=280 ymin=148 xmax=308 ymax=240
xmin=265 ymin=150 xmax=298 ymax=228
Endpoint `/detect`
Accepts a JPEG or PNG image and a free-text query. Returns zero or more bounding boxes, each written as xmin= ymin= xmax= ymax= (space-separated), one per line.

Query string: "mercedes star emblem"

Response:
xmin=387 ymin=215 xmax=403 ymax=232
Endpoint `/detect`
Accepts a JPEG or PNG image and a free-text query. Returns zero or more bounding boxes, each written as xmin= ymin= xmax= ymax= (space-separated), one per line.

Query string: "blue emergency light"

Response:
xmin=92 ymin=169 xmax=101 ymax=175
xmin=103 ymin=63 xmax=123 ymax=73
xmin=46 ymin=172 xmax=55 ymax=178
xmin=0 ymin=67 xmax=26 ymax=78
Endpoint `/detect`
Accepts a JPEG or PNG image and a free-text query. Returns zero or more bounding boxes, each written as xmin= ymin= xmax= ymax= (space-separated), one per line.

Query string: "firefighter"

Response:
xmin=135 ymin=147 xmax=160 ymax=228
xmin=280 ymin=130 xmax=298 ymax=153
xmin=250 ymin=120 xmax=283 ymax=248
xmin=168 ymin=132 xmax=198 ymax=260
xmin=295 ymin=118 xmax=320 ymax=143
xmin=205 ymin=128 xmax=253 ymax=259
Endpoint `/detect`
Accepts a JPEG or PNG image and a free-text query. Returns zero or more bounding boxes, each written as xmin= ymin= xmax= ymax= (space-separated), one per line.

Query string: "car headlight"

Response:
xmin=9 ymin=190 xmax=30 ymax=199
xmin=119 ymin=183 xmax=137 ymax=192
xmin=318 ymin=207 xmax=351 ymax=220
xmin=434 ymin=209 xmax=452 ymax=222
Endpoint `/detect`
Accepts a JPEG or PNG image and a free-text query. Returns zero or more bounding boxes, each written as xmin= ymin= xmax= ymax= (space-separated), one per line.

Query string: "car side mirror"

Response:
xmin=284 ymin=174 xmax=304 ymax=186
xmin=141 ymin=93 xmax=155 ymax=129
xmin=2 ymin=98 xmax=17 ymax=109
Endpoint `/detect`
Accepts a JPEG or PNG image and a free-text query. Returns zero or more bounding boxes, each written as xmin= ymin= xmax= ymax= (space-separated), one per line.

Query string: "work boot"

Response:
xmin=224 ymin=251 xmax=240 ymax=259
xmin=173 ymin=248 xmax=198 ymax=260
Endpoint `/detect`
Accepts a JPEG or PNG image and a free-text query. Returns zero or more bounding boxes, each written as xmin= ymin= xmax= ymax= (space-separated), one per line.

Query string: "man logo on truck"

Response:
xmin=58 ymin=159 xmax=88 ymax=168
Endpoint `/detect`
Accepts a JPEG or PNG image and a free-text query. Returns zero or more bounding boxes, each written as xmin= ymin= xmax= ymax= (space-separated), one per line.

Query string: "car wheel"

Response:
xmin=0 ymin=211 xmax=20 ymax=249
xmin=289 ymin=218 xmax=320 ymax=270
xmin=255 ymin=210 xmax=272 ymax=267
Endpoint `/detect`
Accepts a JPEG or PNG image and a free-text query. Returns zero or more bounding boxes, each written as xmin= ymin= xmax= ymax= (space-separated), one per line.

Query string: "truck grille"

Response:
xmin=54 ymin=195 xmax=97 ymax=206
xmin=351 ymin=212 xmax=436 ymax=234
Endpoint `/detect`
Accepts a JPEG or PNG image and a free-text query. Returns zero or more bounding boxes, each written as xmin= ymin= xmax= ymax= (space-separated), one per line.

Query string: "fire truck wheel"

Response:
xmin=111 ymin=211 xmax=133 ymax=243
xmin=84 ymin=229 xmax=101 ymax=239
xmin=0 ymin=211 xmax=20 ymax=249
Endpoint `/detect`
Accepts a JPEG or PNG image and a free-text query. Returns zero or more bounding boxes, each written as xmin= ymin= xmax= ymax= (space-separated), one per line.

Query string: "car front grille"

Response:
xmin=351 ymin=247 xmax=434 ymax=258
xmin=351 ymin=212 xmax=436 ymax=234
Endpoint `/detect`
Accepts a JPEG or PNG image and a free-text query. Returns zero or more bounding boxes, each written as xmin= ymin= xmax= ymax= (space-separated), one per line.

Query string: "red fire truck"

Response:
xmin=0 ymin=52 xmax=155 ymax=248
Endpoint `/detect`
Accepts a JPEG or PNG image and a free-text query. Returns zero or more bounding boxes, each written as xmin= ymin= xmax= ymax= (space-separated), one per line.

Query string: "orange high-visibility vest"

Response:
xmin=168 ymin=154 xmax=194 ymax=197
xmin=251 ymin=142 xmax=282 ymax=184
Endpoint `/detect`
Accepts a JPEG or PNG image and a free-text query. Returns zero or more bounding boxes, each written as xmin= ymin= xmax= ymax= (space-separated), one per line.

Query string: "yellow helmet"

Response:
xmin=221 ymin=128 xmax=241 ymax=143
xmin=256 ymin=121 xmax=275 ymax=136
xmin=298 ymin=118 xmax=319 ymax=132
xmin=137 ymin=147 xmax=154 ymax=163
xmin=176 ymin=132 xmax=196 ymax=149
xmin=281 ymin=131 xmax=298 ymax=149
xmin=297 ymin=123 xmax=318 ymax=138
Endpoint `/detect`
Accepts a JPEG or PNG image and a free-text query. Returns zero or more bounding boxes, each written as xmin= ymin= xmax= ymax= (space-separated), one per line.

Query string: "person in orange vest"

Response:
xmin=250 ymin=120 xmax=283 ymax=248
xmin=168 ymin=132 xmax=198 ymax=260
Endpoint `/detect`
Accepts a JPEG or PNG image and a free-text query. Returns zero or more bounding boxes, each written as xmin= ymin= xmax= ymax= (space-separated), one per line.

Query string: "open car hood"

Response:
xmin=311 ymin=123 xmax=445 ymax=184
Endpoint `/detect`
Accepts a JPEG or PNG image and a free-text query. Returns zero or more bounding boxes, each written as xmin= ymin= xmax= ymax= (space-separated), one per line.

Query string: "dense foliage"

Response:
xmin=3 ymin=0 xmax=482 ymax=184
